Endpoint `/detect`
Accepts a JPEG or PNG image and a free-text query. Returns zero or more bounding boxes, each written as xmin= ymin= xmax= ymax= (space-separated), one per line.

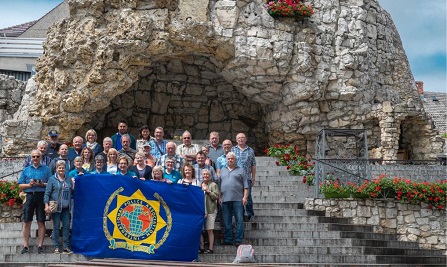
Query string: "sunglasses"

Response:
xmin=31 ymin=156 xmax=40 ymax=159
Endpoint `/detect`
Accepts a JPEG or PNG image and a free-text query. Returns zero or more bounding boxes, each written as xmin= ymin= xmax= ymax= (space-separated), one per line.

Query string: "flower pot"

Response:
xmin=351 ymin=192 xmax=369 ymax=199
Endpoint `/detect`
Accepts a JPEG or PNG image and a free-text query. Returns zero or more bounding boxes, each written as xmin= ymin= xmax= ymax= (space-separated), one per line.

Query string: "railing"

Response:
xmin=314 ymin=158 xmax=446 ymax=197
xmin=0 ymin=157 xmax=26 ymax=181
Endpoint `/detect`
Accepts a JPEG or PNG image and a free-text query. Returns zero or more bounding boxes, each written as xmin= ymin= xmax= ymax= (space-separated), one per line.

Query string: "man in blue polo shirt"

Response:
xmin=18 ymin=150 xmax=52 ymax=254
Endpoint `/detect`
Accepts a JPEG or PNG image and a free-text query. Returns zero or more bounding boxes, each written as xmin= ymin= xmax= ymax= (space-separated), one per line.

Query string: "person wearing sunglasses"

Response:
xmin=18 ymin=150 xmax=52 ymax=255
xmin=176 ymin=130 xmax=200 ymax=165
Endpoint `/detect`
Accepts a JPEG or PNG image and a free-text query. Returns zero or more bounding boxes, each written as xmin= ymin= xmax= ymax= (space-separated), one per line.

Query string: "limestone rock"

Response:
xmin=0 ymin=0 xmax=443 ymax=158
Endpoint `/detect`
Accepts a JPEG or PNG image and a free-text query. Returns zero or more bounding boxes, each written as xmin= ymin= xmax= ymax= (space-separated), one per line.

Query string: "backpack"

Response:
xmin=233 ymin=244 xmax=255 ymax=263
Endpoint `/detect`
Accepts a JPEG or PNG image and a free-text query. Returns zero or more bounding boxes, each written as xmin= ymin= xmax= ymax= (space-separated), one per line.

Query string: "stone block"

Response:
xmin=426 ymin=235 xmax=439 ymax=244
xmin=407 ymin=227 xmax=421 ymax=236
xmin=381 ymin=218 xmax=396 ymax=229
xmin=356 ymin=205 xmax=371 ymax=217
xmin=366 ymin=214 xmax=379 ymax=225
xmin=408 ymin=233 xmax=418 ymax=241
xmin=404 ymin=214 xmax=416 ymax=223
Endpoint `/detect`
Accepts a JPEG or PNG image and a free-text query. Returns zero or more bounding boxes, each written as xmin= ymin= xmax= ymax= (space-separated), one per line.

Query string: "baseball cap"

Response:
xmin=49 ymin=129 xmax=58 ymax=137
xmin=142 ymin=140 xmax=151 ymax=147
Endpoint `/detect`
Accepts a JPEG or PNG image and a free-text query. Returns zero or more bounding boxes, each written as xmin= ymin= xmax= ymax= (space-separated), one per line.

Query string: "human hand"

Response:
xmin=242 ymin=197 xmax=248 ymax=206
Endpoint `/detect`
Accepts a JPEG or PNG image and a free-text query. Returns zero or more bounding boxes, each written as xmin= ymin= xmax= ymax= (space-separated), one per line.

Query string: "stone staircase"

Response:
xmin=0 ymin=156 xmax=445 ymax=266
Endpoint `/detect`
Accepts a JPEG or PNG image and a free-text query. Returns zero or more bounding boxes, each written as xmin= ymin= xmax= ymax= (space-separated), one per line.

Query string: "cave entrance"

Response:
xmin=76 ymin=55 xmax=268 ymax=153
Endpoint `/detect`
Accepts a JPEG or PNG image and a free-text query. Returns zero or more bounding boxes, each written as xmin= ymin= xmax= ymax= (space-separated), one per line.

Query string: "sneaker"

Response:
xmin=37 ymin=246 xmax=44 ymax=254
xmin=54 ymin=248 xmax=60 ymax=254
xmin=62 ymin=248 xmax=73 ymax=254
xmin=20 ymin=247 xmax=29 ymax=254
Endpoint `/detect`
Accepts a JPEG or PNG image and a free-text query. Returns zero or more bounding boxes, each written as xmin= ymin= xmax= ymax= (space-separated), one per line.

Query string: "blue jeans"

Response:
xmin=221 ymin=201 xmax=244 ymax=243
xmin=52 ymin=207 xmax=71 ymax=249
xmin=245 ymin=179 xmax=254 ymax=218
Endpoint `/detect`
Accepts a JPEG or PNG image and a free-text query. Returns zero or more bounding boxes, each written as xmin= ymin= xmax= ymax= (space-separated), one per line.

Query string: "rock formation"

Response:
xmin=1 ymin=0 xmax=444 ymax=159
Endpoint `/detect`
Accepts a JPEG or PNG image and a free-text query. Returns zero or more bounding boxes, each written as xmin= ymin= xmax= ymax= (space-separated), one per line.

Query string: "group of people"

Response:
xmin=18 ymin=119 xmax=257 ymax=255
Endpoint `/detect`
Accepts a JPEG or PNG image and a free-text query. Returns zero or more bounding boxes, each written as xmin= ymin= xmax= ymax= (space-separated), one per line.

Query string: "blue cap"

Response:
xmin=49 ymin=129 xmax=58 ymax=137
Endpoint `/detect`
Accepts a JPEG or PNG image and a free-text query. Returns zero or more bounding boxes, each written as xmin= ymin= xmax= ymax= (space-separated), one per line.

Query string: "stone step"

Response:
xmin=251 ymin=208 xmax=313 ymax=216
xmin=252 ymin=184 xmax=308 ymax=192
xmin=255 ymin=179 xmax=311 ymax=186
xmin=376 ymin=255 xmax=446 ymax=265
xmin=340 ymin=231 xmax=398 ymax=241
xmin=251 ymin=195 xmax=313 ymax=203
xmin=243 ymin=223 xmax=329 ymax=232
xmin=198 ymin=253 xmax=377 ymax=264
xmin=212 ymin=245 xmax=366 ymax=255
xmin=255 ymin=165 xmax=289 ymax=171
xmin=243 ymin=229 xmax=341 ymax=239
xmin=245 ymin=215 xmax=322 ymax=224
xmin=352 ymin=239 xmax=420 ymax=249
xmin=364 ymin=247 xmax=445 ymax=257
xmin=328 ymin=223 xmax=374 ymax=233
xmin=253 ymin=202 xmax=305 ymax=209
xmin=4 ymin=253 xmax=88 ymax=263
xmin=0 ymin=230 xmax=38 ymax=238
xmin=252 ymin=190 xmax=309 ymax=197
xmin=255 ymin=172 xmax=294 ymax=180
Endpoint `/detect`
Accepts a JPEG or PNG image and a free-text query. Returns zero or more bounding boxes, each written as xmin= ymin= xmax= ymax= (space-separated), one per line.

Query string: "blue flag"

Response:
xmin=71 ymin=174 xmax=205 ymax=261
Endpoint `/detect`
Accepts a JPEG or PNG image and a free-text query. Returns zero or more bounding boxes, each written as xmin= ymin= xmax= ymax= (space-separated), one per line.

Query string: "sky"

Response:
xmin=0 ymin=0 xmax=445 ymax=93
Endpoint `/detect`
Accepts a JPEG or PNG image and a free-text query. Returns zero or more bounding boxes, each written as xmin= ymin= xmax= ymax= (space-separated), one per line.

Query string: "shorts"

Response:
xmin=22 ymin=192 xmax=46 ymax=222
xmin=204 ymin=213 xmax=217 ymax=230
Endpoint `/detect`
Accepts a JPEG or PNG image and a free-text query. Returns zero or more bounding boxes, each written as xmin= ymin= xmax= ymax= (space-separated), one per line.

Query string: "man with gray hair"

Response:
xmin=218 ymin=151 xmax=248 ymax=247
xmin=158 ymin=142 xmax=184 ymax=172
xmin=207 ymin=131 xmax=224 ymax=167
xmin=231 ymin=133 xmax=256 ymax=222
xmin=18 ymin=149 xmax=52 ymax=254
xmin=97 ymin=137 xmax=113 ymax=161
xmin=23 ymin=140 xmax=53 ymax=168
xmin=176 ymin=130 xmax=200 ymax=165
xmin=149 ymin=126 xmax=168 ymax=160
xmin=68 ymin=136 xmax=84 ymax=161
xmin=46 ymin=129 xmax=62 ymax=159
xmin=118 ymin=134 xmax=138 ymax=162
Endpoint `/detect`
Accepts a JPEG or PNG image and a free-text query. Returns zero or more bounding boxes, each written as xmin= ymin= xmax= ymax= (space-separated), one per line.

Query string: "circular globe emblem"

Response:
xmin=116 ymin=199 xmax=157 ymax=241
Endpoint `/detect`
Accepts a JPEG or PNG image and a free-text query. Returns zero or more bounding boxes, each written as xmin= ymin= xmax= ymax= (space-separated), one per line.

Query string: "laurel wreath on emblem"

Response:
xmin=103 ymin=187 xmax=172 ymax=248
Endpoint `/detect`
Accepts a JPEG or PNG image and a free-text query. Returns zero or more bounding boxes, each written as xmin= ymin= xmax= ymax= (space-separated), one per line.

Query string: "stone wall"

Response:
xmin=0 ymin=204 xmax=21 ymax=223
xmin=0 ymin=75 xmax=26 ymax=123
xmin=304 ymin=198 xmax=446 ymax=250
xmin=78 ymin=58 xmax=268 ymax=152
xmin=1 ymin=0 xmax=444 ymax=159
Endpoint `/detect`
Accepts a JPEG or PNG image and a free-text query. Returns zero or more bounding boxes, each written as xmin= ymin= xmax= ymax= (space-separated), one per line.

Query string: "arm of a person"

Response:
xmin=207 ymin=183 xmax=219 ymax=201
xmin=43 ymin=179 xmax=52 ymax=204
xmin=242 ymin=188 xmax=248 ymax=205
xmin=251 ymin=165 xmax=256 ymax=186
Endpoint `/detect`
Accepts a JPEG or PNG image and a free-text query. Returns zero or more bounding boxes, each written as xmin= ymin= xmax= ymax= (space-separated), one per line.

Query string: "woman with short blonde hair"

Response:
xmin=84 ymin=129 xmax=102 ymax=156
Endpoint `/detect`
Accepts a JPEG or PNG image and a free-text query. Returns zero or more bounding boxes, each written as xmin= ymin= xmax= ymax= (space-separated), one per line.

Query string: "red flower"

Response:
xmin=275 ymin=161 xmax=280 ymax=166
xmin=286 ymin=166 xmax=291 ymax=170
xmin=302 ymin=178 xmax=307 ymax=184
